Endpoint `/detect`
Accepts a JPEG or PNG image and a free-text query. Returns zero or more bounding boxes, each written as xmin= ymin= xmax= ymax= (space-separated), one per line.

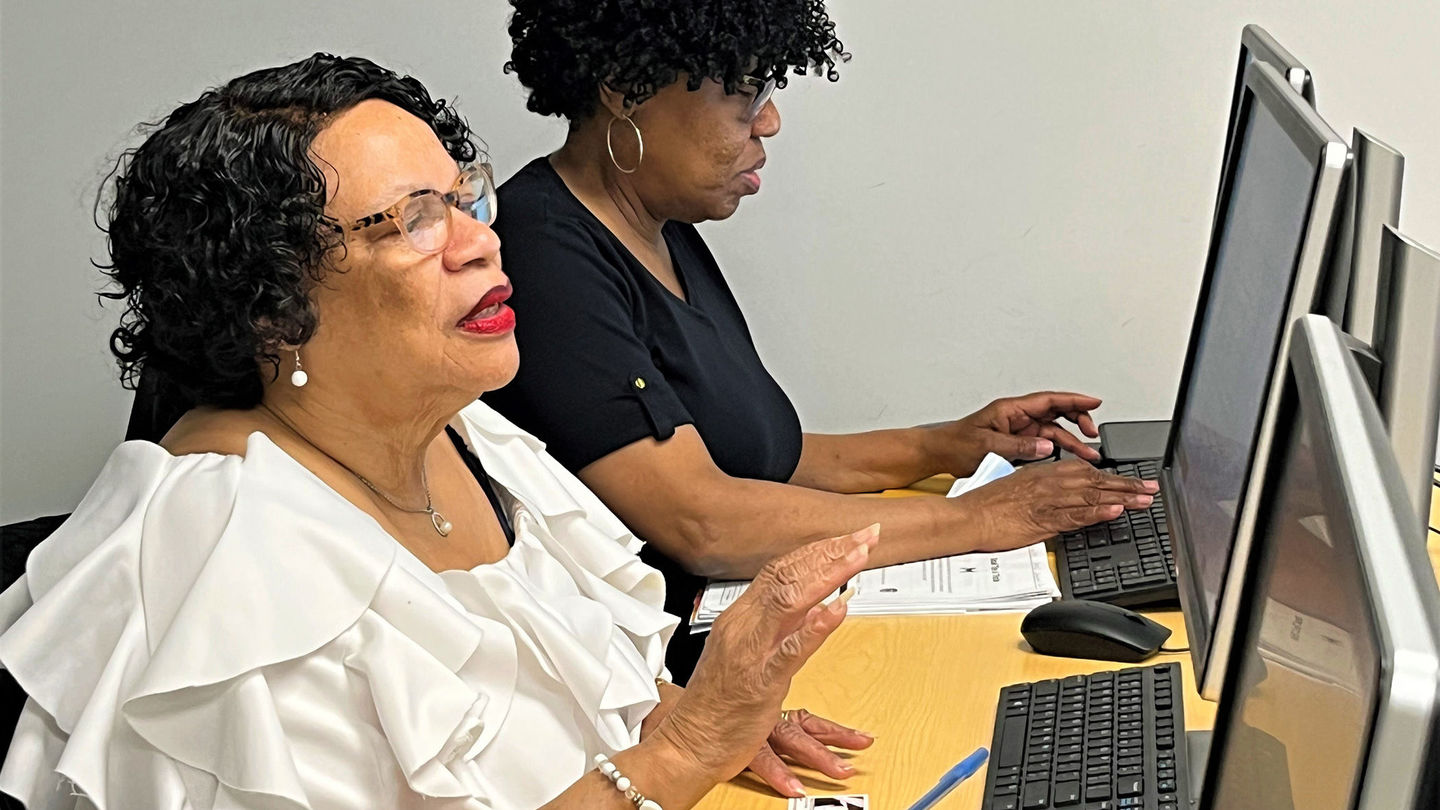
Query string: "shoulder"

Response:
xmin=0 ymin=435 xmax=427 ymax=805
xmin=159 ymin=406 xmax=270 ymax=457
xmin=496 ymin=160 xmax=615 ymax=257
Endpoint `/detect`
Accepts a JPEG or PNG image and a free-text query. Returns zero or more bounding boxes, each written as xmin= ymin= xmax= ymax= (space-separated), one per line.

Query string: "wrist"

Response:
xmin=914 ymin=423 xmax=957 ymax=477
xmin=918 ymin=421 xmax=982 ymax=477
xmin=939 ymin=490 xmax=989 ymax=554
xmin=615 ymin=727 xmax=722 ymax=809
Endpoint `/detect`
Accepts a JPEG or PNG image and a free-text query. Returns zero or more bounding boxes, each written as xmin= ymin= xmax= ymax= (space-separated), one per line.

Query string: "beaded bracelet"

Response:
xmin=593 ymin=754 xmax=663 ymax=810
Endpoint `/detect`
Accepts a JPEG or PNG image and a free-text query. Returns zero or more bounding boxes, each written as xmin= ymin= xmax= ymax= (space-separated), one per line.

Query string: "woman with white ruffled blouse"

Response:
xmin=0 ymin=55 xmax=874 ymax=809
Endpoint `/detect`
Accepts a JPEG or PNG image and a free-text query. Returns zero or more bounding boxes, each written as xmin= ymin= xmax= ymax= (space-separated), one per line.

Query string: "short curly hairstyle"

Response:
xmin=505 ymin=0 xmax=847 ymax=123
xmin=100 ymin=53 xmax=479 ymax=410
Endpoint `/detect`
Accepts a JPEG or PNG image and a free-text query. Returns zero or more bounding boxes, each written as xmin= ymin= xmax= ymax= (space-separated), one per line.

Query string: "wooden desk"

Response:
xmin=695 ymin=472 xmax=1440 ymax=810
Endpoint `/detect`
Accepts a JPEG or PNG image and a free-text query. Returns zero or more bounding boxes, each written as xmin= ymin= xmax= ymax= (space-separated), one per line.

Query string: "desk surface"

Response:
xmin=694 ymin=472 xmax=1440 ymax=810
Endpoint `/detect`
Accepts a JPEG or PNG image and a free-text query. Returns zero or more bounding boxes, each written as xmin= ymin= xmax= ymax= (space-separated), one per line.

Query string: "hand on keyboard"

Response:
xmin=935 ymin=391 xmax=1106 ymax=475
xmin=958 ymin=460 xmax=1159 ymax=550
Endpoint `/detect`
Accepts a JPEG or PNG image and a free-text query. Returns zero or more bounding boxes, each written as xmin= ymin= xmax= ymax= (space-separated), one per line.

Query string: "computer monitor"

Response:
xmin=1312 ymin=124 xmax=1439 ymax=539
xmin=1199 ymin=314 xmax=1440 ymax=810
xmin=1212 ymin=26 xmax=1316 ymax=233
xmin=1372 ymin=227 xmax=1440 ymax=537
xmin=1164 ymin=59 xmax=1350 ymax=701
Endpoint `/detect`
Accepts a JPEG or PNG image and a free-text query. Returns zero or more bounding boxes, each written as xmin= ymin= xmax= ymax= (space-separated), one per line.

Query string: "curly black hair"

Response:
xmin=99 ymin=53 xmax=478 ymax=410
xmin=505 ymin=0 xmax=847 ymax=123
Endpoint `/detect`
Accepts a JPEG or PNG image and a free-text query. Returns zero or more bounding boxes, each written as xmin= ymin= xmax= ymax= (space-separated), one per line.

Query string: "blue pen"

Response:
xmin=904 ymin=747 xmax=990 ymax=810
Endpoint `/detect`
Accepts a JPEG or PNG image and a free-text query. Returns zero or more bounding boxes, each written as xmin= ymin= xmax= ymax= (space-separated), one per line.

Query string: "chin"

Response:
xmin=708 ymin=196 xmax=745 ymax=222
xmin=474 ymin=340 xmax=521 ymax=395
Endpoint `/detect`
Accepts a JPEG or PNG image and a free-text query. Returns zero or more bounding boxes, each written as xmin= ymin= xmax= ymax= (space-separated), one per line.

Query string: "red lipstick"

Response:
xmin=458 ymin=284 xmax=515 ymax=335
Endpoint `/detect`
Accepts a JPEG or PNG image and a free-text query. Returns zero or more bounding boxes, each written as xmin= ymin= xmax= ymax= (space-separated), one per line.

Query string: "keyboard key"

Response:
xmin=1053 ymin=781 xmax=1080 ymax=806
xmin=993 ymin=798 xmax=1018 ymax=810
xmin=1116 ymin=777 xmax=1143 ymax=797
xmin=1022 ymin=781 xmax=1050 ymax=809
xmin=999 ymin=716 xmax=1028 ymax=767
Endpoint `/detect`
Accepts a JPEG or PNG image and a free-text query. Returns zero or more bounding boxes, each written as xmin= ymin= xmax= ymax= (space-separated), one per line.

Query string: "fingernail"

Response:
xmin=788 ymin=779 xmax=806 ymax=796
xmin=1035 ymin=439 xmax=1054 ymax=456
xmin=847 ymin=543 xmax=871 ymax=564
xmin=1134 ymin=494 xmax=1154 ymax=507
xmin=1145 ymin=480 xmax=1160 ymax=492
xmin=839 ymin=762 xmax=856 ymax=774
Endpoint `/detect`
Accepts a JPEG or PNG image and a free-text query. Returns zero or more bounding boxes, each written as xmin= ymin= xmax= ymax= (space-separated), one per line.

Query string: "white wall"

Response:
xmin=2 ymin=0 xmax=1438 ymax=522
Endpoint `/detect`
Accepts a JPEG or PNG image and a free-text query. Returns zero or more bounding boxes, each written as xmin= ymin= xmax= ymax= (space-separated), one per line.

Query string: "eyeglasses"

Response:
xmin=737 ymin=74 xmax=777 ymax=122
xmin=346 ymin=164 xmax=496 ymax=255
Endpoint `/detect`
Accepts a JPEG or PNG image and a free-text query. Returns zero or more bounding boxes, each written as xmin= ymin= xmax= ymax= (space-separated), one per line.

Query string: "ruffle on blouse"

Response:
xmin=0 ymin=402 xmax=676 ymax=809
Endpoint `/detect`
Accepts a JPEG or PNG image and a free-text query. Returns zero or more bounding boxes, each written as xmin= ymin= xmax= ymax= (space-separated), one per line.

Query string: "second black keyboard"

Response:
xmin=980 ymin=662 xmax=1190 ymax=810
xmin=1055 ymin=460 xmax=1178 ymax=608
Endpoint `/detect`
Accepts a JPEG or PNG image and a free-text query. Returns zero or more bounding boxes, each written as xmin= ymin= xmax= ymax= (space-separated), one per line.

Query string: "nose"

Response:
xmin=752 ymin=98 xmax=781 ymax=138
xmin=443 ymin=210 xmax=501 ymax=272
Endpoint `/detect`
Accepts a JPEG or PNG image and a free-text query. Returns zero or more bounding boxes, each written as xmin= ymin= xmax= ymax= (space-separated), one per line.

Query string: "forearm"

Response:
xmin=790 ymin=427 xmax=949 ymax=493
xmin=616 ymin=472 xmax=985 ymax=579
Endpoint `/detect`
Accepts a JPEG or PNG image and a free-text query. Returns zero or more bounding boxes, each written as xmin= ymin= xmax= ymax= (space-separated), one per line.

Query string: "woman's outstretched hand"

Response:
xmin=652 ymin=525 xmax=880 ymax=785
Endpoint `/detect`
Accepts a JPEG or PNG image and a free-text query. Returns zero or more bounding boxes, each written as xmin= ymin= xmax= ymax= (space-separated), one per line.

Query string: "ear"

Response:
xmin=597 ymin=83 xmax=631 ymax=118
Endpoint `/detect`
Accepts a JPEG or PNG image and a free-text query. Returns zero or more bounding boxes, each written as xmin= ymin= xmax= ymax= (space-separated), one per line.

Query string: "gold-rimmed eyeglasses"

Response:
xmin=345 ymin=164 xmax=496 ymax=255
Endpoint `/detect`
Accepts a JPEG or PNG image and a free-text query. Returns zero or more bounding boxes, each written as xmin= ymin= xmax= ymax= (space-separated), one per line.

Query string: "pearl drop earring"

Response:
xmin=290 ymin=351 xmax=309 ymax=387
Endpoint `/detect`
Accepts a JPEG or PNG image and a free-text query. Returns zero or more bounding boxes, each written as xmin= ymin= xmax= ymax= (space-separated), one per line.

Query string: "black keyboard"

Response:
xmin=1055 ymin=460 xmax=1177 ymax=608
xmin=981 ymin=663 xmax=1189 ymax=810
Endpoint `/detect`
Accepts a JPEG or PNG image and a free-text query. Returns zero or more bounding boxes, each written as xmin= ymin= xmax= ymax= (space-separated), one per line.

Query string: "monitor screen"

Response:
xmin=1202 ymin=382 xmax=1380 ymax=810
xmin=1170 ymin=94 xmax=1317 ymax=628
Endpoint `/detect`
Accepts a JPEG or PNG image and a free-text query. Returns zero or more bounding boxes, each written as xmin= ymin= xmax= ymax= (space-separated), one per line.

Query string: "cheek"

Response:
xmin=317 ymin=253 xmax=440 ymax=354
xmin=702 ymin=132 xmax=747 ymax=181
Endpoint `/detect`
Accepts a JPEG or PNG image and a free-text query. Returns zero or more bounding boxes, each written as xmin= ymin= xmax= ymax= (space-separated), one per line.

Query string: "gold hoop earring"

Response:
xmin=606 ymin=114 xmax=644 ymax=175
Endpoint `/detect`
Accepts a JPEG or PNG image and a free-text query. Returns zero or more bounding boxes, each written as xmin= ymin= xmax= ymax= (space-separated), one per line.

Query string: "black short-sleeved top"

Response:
xmin=484 ymin=158 xmax=804 ymax=680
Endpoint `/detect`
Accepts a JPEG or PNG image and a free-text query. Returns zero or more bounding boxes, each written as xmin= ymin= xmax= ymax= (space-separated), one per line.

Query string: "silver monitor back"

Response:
xmin=1199 ymin=314 xmax=1440 ymax=810
xmin=1322 ymin=130 xmax=1405 ymax=342
xmin=1372 ymin=226 xmax=1440 ymax=537
xmin=1166 ymin=60 xmax=1351 ymax=702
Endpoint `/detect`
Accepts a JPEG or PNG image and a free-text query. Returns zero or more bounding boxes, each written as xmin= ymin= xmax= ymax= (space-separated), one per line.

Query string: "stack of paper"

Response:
xmin=689 ymin=453 xmax=1060 ymax=633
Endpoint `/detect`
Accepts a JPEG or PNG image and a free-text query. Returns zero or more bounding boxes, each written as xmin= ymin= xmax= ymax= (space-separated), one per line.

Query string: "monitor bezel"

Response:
xmin=1212 ymin=25 xmax=1317 ymax=238
xmin=1162 ymin=59 xmax=1351 ymax=701
xmin=1198 ymin=314 xmax=1440 ymax=810
xmin=1241 ymin=24 xmax=1316 ymax=104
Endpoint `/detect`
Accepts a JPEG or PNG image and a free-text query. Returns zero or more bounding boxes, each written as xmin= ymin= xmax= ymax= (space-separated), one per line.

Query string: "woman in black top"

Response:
xmin=490 ymin=0 xmax=1158 ymax=679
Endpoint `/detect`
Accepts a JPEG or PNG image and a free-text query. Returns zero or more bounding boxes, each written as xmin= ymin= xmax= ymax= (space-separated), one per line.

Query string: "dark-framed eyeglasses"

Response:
xmin=345 ymin=164 xmax=496 ymax=255
xmin=737 ymin=74 xmax=778 ymax=122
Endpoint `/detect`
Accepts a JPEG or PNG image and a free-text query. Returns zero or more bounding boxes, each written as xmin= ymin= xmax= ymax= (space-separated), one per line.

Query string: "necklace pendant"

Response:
xmin=430 ymin=509 xmax=453 ymax=537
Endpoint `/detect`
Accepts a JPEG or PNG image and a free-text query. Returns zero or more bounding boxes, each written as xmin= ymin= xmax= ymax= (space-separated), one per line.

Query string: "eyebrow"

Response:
xmin=359 ymin=167 xmax=465 ymax=216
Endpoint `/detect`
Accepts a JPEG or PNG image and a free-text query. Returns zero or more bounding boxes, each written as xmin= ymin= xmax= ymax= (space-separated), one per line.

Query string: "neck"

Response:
xmin=260 ymin=373 xmax=461 ymax=503
xmin=552 ymin=122 xmax=667 ymax=249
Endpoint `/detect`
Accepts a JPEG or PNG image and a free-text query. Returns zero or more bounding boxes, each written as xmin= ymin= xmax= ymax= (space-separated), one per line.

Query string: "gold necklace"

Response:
xmin=261 ymin=404 xmax=453 ymax=537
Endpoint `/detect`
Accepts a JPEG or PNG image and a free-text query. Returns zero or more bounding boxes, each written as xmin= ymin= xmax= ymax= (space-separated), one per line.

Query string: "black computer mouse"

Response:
xmin=1021 ymin=600 xmax=1172 ymax=663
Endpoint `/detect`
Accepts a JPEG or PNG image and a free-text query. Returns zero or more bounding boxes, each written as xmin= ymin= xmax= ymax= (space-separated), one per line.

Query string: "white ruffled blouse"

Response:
xmin=0 ymin=402 xmax=678 ymax=809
